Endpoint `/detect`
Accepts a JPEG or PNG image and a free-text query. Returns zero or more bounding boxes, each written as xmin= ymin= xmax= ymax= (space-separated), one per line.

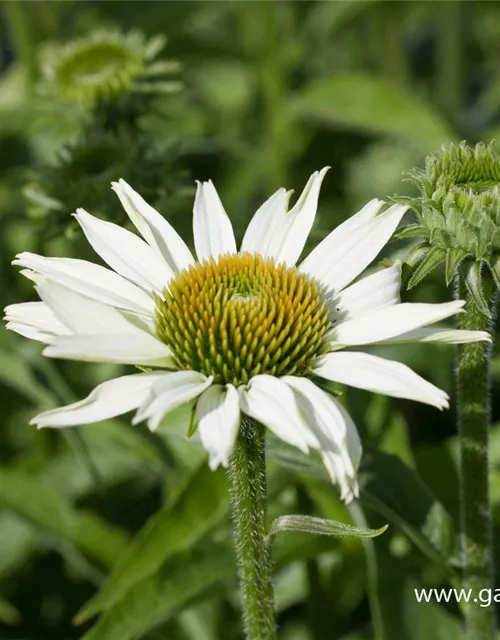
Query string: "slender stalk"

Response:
xmin=296 ymin=486 xmax=325 ymax=640
xmin=455 ymin=276 xmax=496 ymax=639
xmin=370 ymin=1 xmax=410 ymax=87
xmin=435 ymin=0 xmax=463 ymax=126
xmin=227 ymin=418 xmax=276 ymax=640
xmin=260 ymin=1 xmax=287 ymax=191
xmin=4 ymin=1 xmax=37 ymax=88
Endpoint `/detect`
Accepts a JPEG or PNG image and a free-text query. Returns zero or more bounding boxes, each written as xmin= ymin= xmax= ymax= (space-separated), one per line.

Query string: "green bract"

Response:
xmin=396 ymin=142 xmax=500 ymax=314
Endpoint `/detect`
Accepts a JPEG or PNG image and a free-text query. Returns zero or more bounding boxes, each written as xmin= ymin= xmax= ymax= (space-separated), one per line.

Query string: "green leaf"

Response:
xmin=82 ymin=545 xmax=234 ymax=640
xmin=82 ymin=521 xmax=344 ymax=640
xmin=0 ymin=598 xmax=20 ymax=625
xmin=0 ymin=469 xmax=129 ymax=570
xmin=290 ymin=73 xmax=454 ymax=151
xmin=268 ymin=514 xmax=387 ymax=539
xmin=268 ymin=439 xmax=455 ymax=570
xmin=76 ymin=463 xmax=228 ymax=624
xmin=407 ymin=247 xmax=446 ymax=289
xmin=0 ymin=348 xmax=53 ymax=406
xmin=462 ymin=261 xmax=491 ymax=317
xmin=0 ymin=514 xmax=36 ymax=580
xmin=349 ymin=503 xmax=461 ymax=640
xmin=360 ymin=448 xmax=455 ymax=571
xmin=445 ymin=248 xmax=469 ymax=286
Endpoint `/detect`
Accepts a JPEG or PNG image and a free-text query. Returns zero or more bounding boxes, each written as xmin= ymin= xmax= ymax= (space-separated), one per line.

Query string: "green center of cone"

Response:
xmin=155 ymin=252 xmax=332 ymax=385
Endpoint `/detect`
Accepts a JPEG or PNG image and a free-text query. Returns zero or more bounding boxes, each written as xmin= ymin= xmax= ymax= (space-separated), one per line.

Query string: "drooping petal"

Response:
xmin=32 ymin=372 xmax=169 ymax=428
xmin=4 ymin=301 xmax=70 ymax=343
xmin=13 ymin=253 xmax=154 ymax=315
xmin=333 ymin=262 xmax=401 ymax=321
xmin=74 ymin=209 xmax=173 ymax=292
xmin=300 ymin=202 xmax=408 ymax=293
xmin=43 ymin=334 xmax=174 ymax=367
xmin=313 ymin=352 xmax=449 ymax=410
xmin=245 ymin=168 xmax=329 ymax=267
xmin=134 ymin=371 xmax=213 ymax=431
xmin=36 ymin=281 xmax=150 ymax=337
xmin=239 ymin=375 xmax=316 ymax=453
xmin=329 ymin=300 xmax=465 ymax=348
xmin=240 ymin=188 xmax=291 ymax=257
xmin=283 ymin=376 xmax=361 ymax=502
xmin=193 ymin=180 xmax=236 ymax=261
xmin=196 ymin=384 xmax=240 ymax=469
xmin=112 ymin=179 xmax=194 ymax=272
xmin=5 ymin=323 xmax=58 ymax=344
xmin=379 ymin=327 xmax=491 ymax=345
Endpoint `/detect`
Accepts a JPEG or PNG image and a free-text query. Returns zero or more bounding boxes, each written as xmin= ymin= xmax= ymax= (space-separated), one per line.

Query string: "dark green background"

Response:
xmin=0 ymin=2 xmax=499 ymax=639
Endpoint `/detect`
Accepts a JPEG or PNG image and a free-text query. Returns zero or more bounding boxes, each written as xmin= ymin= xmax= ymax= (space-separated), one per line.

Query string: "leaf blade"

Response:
xmin=76 ymin=463 xmax=228 ymax=624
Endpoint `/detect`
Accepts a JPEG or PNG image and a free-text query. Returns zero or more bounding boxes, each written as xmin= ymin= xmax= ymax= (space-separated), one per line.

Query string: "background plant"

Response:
xmin=1 ymin=2 xmax=500 ymax=639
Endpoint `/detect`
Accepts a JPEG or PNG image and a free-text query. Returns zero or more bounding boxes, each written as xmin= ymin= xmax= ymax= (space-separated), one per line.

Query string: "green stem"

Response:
xmin=455 ymin=276 xmax=496 ymax=639
xmin=296 ymin=486 xmax=324 ymax=640
xmin=435 ymin=0 xmax=463 ymax=126
xmin=370 ymin=1 xmax=410 ymax=86
xmin=260 ymin=1 xmax=287 ymax=191
xmin=4 ymin=1 xmax=37 ymax=88
xmin=227 ymin=419 xmax=276 ymax=640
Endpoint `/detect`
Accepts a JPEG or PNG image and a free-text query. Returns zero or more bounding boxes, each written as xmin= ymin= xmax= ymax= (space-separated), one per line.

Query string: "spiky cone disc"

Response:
xmin=394 ymin=142 xmax=500 ymax=314
xmin=155 ymin=253 xmax=332 ymax=386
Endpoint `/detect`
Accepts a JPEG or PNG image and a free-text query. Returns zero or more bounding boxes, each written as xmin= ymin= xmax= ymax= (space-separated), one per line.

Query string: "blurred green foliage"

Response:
xmin=1 ymin=1 xmax=500 ymax=639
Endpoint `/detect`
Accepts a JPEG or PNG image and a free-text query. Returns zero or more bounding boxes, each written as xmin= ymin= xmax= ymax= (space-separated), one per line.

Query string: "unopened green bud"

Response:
xmin=395 ymin=142 xmax=500 ymax=314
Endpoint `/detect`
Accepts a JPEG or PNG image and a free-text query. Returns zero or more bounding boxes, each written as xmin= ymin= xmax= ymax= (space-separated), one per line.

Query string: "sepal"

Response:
xmin=392 ymin=224 xmax=429 ymax=241
xmin=407 ymin=247 xmax=446 ymax=289
xmin=445 ymin=248 xmax=469 ymax=286
xmin=462 ymin=261 xmax=491 ymax=317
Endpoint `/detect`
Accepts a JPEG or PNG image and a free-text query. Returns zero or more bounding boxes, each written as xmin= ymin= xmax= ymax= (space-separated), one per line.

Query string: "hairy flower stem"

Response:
xmin=456 ymin=276 xmax=496 ymax=639
xmin=228 ymin=419 xmax=277 ymax=640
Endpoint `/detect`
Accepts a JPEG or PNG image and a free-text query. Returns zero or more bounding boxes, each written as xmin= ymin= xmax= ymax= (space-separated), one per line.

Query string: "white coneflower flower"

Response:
xmin=4 ymin=169 xmax=489 ymax=502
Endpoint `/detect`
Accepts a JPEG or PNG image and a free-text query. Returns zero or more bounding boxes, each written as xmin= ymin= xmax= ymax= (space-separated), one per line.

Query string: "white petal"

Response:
xmin=333 ymin=262 xmax=401 ymax=321
xmin=112 ymin=179 xmax=194 ymax=273
xmin=196 ymin=384 xmax=240 ymax=469
xmin=31 ymin=372 xmax=169 ymax=428
xmin=283 ymin=376 xmax=361 ymax=501
xmin=239 ymin=375 xmax=316 ymax=453
xmin=283 ymin=377 xmax=361 ymax=471
xmin=13 ymin=253 xmax=154 ymax=315
xmin=75 ymin=209 xmax=173 ymax=292
xmin=330 ymin=300 xmax=465 ymax=348
xmin=193 ymin=180 xmax=236 ymax=261
xmin=134 ymin=371 xmax=213 ymax=431
xmin=298 ymin=198 xmax=384 ymax=281
xmin=379 ymin=327 xmax=491 ymax=345
xmin=241 ymin=169 xmax=329 ymax=266
xmin=4 ymin=301 xmax=70 ymax=343
xmin=300 ymin=202 xmax=408 ymax=293
xmin=272 ymin=167 xmax=329 ymax=266
xmin=43 ymin=334 xmax=173 ymax=367
xmin=5 ymin=322 xmax=59 ymax=344
xmin=313 ymin=352 xmax=449 ymax=410
xmin=240 ymin=188 xmax=291 ymax=257
xmin=36 ymin=281 xmax=149 ymax=336
xmin=321 ymin=452 xmax=358 ymax=503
